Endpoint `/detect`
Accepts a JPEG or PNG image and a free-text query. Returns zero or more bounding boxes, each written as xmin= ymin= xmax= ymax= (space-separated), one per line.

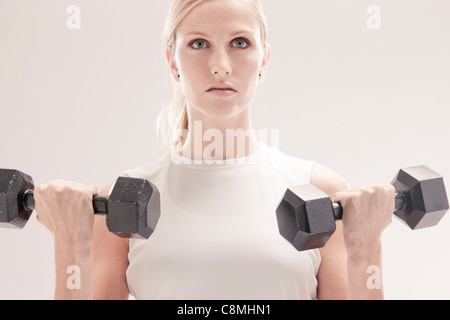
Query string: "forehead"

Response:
xmin=177 ymin=0 xmax=260 ymax=37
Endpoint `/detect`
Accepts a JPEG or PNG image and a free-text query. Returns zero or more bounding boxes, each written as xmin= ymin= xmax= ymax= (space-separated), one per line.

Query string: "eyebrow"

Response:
xmin=184 ymin=30 xmax=254 ymax=37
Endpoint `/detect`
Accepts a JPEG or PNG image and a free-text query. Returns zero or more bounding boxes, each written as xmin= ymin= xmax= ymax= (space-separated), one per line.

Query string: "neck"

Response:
xmin=179 ymin=115 xmax=259 ymax=161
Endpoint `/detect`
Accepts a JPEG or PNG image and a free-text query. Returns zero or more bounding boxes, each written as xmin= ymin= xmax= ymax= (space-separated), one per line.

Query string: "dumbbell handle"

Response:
xmin=332 ymin=191 xmax=406 ymax=221
xmin=23 ymin=190 xmax=108 ymax=215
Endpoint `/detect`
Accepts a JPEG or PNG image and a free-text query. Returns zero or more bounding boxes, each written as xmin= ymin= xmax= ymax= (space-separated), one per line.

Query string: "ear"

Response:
xmin=259 ymin=43 xmax=271 ymax=77
xmin=166 ymin=47 xmax=180 ymax=82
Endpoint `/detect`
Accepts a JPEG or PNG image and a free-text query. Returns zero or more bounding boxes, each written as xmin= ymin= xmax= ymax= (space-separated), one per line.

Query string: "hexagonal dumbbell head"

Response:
xmin=276 ymin=184 xmax=336 ymax=251
xmin=107 ymin=177 xmax=160 ymax=239
xmin=0 ymin=169 xmax=35 ymax=229
xmin=391 ymin=165 xmax=449 ymax=230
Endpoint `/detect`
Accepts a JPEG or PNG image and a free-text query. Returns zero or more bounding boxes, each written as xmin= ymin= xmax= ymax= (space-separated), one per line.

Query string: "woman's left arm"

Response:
xmin=333 ymin=183 xmax=395 ymax=300
xmin=311 ymin=164 xmax=395 ymax=300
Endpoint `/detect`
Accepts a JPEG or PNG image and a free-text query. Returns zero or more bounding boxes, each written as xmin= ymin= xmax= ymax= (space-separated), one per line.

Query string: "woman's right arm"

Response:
xmin=34 ymin=180 xmax=98 ymax=299
xmin=35 ymin=178 xmax=130 ymax=300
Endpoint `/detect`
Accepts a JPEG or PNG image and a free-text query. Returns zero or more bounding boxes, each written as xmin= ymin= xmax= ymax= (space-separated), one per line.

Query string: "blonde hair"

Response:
xmin=156 ymin=0 xmax=268 ymax=152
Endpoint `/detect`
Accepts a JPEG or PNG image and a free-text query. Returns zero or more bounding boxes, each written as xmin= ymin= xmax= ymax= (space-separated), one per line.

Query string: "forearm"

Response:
xmin=54 ymin=239 xmax=93 ymax=300
xmin=346 ymin=241 xmax=384 ymax=300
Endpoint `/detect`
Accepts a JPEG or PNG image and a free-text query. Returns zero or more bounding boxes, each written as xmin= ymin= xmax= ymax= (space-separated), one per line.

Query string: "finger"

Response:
xmin=332 ymin=191 xmax=347 ymax=203
xmin=86 ymin=185 xmax=99 ymax=196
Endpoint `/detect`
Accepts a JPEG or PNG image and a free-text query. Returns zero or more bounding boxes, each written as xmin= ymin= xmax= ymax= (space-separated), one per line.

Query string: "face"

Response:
xmin=167 ymin=0 xmax=270 ymax=122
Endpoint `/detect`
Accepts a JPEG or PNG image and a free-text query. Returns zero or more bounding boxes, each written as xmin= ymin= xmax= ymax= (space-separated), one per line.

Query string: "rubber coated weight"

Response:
xmin=276 ymin=165 xmax=449 ymax=251
xmin=0 ymin=169 xmax=34 ymax=229
xmin=0 ymin=169 xmax=160 ymax=239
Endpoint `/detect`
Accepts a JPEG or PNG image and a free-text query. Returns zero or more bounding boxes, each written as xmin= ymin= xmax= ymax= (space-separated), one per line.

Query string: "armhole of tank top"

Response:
xmin=309 ymin=161 xmax=318 ymax=184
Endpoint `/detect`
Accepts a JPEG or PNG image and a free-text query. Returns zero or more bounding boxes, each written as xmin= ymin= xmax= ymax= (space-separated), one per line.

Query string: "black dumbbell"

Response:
xmin=276 ymin=165 xmax=449 ymax=251
xmin=0 ymin=169 xmax=160 ymax=239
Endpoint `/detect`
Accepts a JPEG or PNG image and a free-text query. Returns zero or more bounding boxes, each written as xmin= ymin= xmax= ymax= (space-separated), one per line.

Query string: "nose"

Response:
xmin=210 ymin=48 xmax=232 ymax=77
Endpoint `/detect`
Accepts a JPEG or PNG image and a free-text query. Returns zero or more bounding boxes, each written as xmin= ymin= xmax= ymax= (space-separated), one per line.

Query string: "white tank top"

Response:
xmin=124 ymin=142 xmax=320 ymax=300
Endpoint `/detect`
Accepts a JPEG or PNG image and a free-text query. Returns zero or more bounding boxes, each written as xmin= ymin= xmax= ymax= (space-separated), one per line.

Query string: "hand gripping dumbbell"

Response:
xmin=0 ymin=169 xmax=160 ymax=239
xmin=276 ymin=165 xmax=449 ymax=251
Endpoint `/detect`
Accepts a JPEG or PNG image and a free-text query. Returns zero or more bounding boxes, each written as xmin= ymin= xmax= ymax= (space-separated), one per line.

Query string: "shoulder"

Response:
xmin=263 ymin=144 xmax=317 ymax=185
xmin=262 ymin=144 xmax=349 ymax=195
xmin=311 ymin=164 xmax=350 ymax=197
xmin=123 ymin=153 xmax=170 ymax=180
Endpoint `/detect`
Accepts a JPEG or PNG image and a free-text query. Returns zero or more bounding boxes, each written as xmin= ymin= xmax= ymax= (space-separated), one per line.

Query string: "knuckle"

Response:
xmin=347 ymin=190 xmax=362 ymax=205
xmin=386 ymin=184 xmax=396 ymax=195
xmin=373 ymin=184 xmax=384 ymax=192
xmin=378 ymin=184 xmax=394 ymax=198
xmin=371 ymin=184 xmax=389 ymax=196
xmin=360 ymin=186 xmax=374 ymax=197
xmin=49 ymin=183 xmax=65 ymax=195
xmin=34 ymin=185 xmax=44 ymax=195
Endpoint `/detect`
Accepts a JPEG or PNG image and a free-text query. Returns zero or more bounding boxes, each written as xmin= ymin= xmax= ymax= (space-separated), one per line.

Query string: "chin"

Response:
xmin=209 ymin=105 xmax=247 ymax=120
xmin=194 ymin=99 xmax=247 ymax=120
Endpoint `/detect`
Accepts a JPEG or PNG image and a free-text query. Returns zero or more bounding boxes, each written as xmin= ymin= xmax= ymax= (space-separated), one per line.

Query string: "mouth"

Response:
xmin=206 ymin=88 xmax=237 ymax=97
xmin=207 ymin=88 xmax=236 ymax=92
xmin=206 ymin=84 xmax=237 ymax=93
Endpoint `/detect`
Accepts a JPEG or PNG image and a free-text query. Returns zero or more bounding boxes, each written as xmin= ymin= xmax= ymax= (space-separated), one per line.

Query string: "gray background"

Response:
xmin=0 ymin=0 xmax=449 ymax=299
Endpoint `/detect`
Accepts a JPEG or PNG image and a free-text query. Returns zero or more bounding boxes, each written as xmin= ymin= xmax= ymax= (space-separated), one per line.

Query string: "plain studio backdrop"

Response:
xmin=0 ymin=0 xmax=449 ymax=300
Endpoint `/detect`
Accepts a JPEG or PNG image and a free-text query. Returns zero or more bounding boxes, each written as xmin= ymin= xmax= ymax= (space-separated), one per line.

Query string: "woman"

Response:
xmin=35 ymin=0 xmax=395 ymax=300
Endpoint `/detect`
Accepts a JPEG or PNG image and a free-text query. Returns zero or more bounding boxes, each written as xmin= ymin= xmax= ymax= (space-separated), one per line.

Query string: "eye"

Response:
xmin=189 ymin=39 xmax=209 ymax=49
xmin=231 ymin=38 xmax=251 ymax=49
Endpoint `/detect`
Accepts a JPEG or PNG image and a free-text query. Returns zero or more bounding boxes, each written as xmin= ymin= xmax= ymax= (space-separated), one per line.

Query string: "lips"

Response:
xmin=208 ymin=88 xmax=236 ymax=92
xmin=206 ymin=83 xmax=237 ymax=92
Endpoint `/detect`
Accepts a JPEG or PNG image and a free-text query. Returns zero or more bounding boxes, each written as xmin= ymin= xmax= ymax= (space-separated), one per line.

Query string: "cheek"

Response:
xmin=176 ymin=54 xmax=205 ymax=99
xmin=234 ymin=52 xmax=262 ymax=94
xmin=177 ymin=50 xmax=207 ymax=77
xmin=234 ymin=50 xmax=262 ymax=75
